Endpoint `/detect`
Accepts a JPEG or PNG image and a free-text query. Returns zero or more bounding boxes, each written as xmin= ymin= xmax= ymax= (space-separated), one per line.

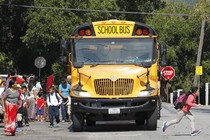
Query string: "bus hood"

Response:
xmin=80 ymin=65 xmax=147 ymax=78
xmin=71 ymin=64 xmax=158 ymax=98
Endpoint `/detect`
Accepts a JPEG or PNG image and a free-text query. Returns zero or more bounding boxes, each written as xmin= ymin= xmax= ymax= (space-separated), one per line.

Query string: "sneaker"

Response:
xmin=191 ymin=130 xmax=201 ymax=136
xmin=48 ymin=125 xmax=53 ymax=128
xmin=61 ymin=120 xmax=65 ymax=123
xmin=55 ymin=123 xmax=60 ymax=128
xmin=162 ymin=121 xmax=167 ymax=132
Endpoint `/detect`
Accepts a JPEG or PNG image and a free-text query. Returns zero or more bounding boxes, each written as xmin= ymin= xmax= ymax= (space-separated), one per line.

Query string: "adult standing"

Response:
xmin=44 ymin=75 xmax=54 ymax=121
xmin=35 ymin=77 xmax=42 ymax=97
xmin=27 ymin=76 xmax=37 ymax=121
xmin=66 ymin=74 xmax=72 ymax=121
xmin=21 ymin=74 xmax=29 ymax=87
xmin=67 ymin=73 xmax=71 ymax=85
xmin=46 ymin=75 xmax=54 ymax=93
xmin=3 ymin=69 xmax=17 ymax=92
xmin=58 ymin=78 xmax=70 ymax=122
xmin=1 ymin=78 xmax=19 ymax=136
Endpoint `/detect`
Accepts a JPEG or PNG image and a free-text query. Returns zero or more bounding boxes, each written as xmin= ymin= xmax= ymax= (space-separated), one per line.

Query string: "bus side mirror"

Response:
xmin=60 ymin=38 xmax=70 ymax=64
xmin=73 ymin=62 xmax=84 ymax=68
xmin=141 ymin=62 xmax=152 ymax=68
xmin=160 ymin=44 xmax=167 ymax=66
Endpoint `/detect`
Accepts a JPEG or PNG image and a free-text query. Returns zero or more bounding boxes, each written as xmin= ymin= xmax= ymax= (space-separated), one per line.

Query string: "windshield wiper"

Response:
xmin=90 ymin=63 xmax=100 ymax=67
xmin=90 ymin=60 xmax=116 ymax=67
xmin=134 ymin=63 xmax=143 ymax=67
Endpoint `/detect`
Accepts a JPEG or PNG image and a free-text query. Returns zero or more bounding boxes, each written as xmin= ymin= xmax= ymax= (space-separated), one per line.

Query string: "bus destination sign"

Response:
xmin=94 ymin=25 xmax=134 ymax=37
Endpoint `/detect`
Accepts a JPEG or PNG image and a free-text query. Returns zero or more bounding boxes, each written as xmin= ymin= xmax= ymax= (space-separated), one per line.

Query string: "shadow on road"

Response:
xmin=173 ymin=134 xmax=191 ymax=137
xmin=68 ymin=121 xmax=153 ymax=132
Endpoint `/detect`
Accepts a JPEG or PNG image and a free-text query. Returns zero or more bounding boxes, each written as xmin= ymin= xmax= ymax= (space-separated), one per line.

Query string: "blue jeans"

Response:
xmin=49 ymin=106 xmax=60 ymax=126
xmin=61 ymin=101 xmax=67 ymax=120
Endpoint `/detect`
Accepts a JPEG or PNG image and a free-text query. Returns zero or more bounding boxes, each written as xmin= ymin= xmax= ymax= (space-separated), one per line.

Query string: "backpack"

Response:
xmin=173 ymin=93 xmax=189 ymax=110
xmin=48 ymin=93 xmax=61 ymax=108
xmin=48 ymin=92 xmax=60 ymax=103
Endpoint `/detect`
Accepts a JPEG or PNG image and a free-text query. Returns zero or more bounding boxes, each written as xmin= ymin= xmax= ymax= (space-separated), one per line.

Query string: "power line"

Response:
xmin=0 ymin=4 xmax=191 ymax=17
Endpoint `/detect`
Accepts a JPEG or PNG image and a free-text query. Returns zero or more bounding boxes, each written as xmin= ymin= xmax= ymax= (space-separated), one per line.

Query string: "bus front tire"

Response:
xmin=146 ymin=107 xmax=157 ymax=130
xmin=72 ymin=113 xmax=84 ymax=132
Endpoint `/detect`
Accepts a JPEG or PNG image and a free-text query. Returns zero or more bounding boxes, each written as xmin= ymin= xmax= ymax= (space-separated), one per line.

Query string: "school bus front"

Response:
xmin=69 ymin=20 xmax=166 ymax=132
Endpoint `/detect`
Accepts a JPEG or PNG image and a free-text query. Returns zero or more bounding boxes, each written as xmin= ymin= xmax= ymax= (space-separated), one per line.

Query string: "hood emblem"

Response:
xmin=111 ymin=75 xmax=117 ymax=81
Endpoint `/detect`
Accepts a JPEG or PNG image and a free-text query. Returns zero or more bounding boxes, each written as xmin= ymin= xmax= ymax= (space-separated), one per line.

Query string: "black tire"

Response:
xmin=86 ymin=118 xmax=96 ymax=126
xmin=146 ymin=107 xmax=157 ymax=130
xmin=72 ymin=113 xmax=84 ymax=132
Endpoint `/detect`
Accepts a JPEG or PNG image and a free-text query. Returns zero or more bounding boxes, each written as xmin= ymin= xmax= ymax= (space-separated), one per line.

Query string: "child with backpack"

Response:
xmin=162 ymin=87 xmax=201 ymax=136
xmin=47 ymin=86 xmax=62 ymax=128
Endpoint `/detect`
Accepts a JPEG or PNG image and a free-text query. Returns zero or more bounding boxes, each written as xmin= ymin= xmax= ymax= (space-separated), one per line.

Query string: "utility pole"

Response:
xmin=193 ymin=16 xmax=206 ymax=87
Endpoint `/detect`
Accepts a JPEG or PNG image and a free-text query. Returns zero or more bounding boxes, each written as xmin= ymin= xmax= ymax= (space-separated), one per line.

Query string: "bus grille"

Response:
xmin=94 ymin=79 xmax=134 ymax=96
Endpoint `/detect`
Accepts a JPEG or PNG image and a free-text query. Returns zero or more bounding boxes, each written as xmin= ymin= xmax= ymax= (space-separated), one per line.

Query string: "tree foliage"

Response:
xmin=21 ymin=0 xmax=120 ymax=80
xmin=1 ymin=0 xmax=210 ymax=92
xmin=147 ymin=1 xmax=210 ymax=91
xmin=116 ymin=0 xmax=165 ymax=22
xmin=0 ymin=0 xmax=34 ymax=73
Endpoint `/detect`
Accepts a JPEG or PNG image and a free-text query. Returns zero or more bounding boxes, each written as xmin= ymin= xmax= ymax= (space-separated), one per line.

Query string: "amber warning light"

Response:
xmin=78 ymin=28 xmax=92 ymax=36
xmin=135 ymin=28 xmax=149 ymax=36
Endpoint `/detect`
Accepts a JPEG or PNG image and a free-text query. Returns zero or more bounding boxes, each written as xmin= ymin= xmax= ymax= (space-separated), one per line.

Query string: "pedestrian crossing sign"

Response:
xmin=196 ymin=66 xmax=203 ymax=75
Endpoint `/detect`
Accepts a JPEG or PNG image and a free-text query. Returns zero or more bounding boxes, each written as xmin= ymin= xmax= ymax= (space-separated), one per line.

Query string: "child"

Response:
xmin=47 ymin=86 xmax=62 ymax=128
xmin=162 ymin=87 xmax=201 ymax=136
xmin=36 ymin=94 xmax=46 ymax=122
xmin=16 ymin=85 xmax=29 ymax=131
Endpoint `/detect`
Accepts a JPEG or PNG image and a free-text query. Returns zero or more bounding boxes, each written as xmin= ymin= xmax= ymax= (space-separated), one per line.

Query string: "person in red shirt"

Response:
xmin=162 ymin=87 xmax=201 ymax=136
xmin=45 ymin=75 xmax=54 ymax=93
xmin=36 ymin=95 xmax=45 ymax=122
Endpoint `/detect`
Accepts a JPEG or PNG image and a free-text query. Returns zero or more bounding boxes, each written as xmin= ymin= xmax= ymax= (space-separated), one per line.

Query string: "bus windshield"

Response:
xmin=74 ymin=38 xmax=154 ymax=65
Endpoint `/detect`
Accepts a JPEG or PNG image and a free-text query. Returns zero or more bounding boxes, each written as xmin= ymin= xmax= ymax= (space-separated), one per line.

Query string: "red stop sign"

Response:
xmin=161 ymin=66 xmax=175 ymax=80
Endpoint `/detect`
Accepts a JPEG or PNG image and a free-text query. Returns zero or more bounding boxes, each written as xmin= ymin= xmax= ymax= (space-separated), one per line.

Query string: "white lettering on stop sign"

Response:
xmin=161 ymin=66 xmax=175 ymax=80
xmin=163 ymin=70 xmax=173 ymax=76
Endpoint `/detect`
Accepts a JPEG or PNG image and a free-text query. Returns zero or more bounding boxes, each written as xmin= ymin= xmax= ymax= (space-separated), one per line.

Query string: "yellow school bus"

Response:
xmin=68 ymin=20 xmax=167 ymax=131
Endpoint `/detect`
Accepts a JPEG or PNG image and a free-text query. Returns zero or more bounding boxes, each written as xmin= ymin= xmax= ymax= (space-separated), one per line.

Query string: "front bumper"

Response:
xmin=71 ymin=96 xmax=157 ymax=114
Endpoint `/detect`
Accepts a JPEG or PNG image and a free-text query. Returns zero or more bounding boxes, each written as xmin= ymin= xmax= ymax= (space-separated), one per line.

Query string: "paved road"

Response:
xmin=0 ymin=103 xmax=210 ymax=140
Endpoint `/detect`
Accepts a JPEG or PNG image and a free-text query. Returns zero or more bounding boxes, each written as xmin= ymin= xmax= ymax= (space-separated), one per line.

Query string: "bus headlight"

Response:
xmin=137 ymin=89 xmax=155 ymax=97
xmin=73 ymin=90 xmax=90 ymax=97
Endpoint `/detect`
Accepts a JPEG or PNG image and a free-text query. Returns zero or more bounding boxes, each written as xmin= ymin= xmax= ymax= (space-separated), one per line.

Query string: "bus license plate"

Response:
xmin=108 ymin=108 xmax=120 ymax=114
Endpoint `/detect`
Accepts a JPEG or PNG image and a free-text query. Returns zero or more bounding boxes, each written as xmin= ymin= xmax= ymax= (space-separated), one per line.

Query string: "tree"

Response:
xmin=0 ymin=52 xmax=13 ymax=73
xmin=22 ymin=0 xmax=120 ymax=80
xmin=116 ymin=0 xmax=165 ymax=22
xmin=0 ymin=0 xmax=34 ymax=73
xmin=146 ymin=2 xmax=201 ymax=91
xmin=191 ymin=0 xmax=210 ymax=87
